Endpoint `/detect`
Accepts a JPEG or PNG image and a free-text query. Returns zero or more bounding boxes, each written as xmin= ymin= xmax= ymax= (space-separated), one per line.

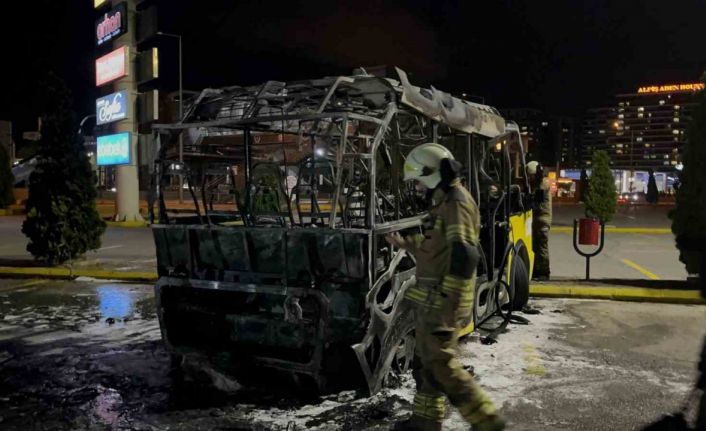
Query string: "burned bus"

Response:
xmin=148 ymin=67 xmax=535 ymax=394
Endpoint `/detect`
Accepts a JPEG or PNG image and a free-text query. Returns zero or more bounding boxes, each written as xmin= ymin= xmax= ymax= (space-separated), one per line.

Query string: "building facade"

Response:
xmin=500 ymin=108 xmax=579 ymax=169
xmin=581 ymin=82 xmax=704 ymax=170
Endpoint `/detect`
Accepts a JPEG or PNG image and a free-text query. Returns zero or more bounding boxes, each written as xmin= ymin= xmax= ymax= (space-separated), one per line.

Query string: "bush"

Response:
xmin=670 ymin=74 xmax=706 ymax=273
xmin=583 ymin=150 xmax=617 ymax=223
xmin=21 ymin=73 xmax=105 ymax=265
xmin=0 ymin=144 xmax=14 ymax=209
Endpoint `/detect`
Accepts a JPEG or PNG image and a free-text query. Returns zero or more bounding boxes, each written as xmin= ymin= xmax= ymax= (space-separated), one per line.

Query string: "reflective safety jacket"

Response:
xmin=534 ymin=177 xmax=552 ymax=226
xmin=400 ymin=180 xmax=481 ymax=314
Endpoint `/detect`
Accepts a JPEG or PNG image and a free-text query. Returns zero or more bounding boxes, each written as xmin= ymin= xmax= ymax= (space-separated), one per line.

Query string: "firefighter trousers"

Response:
xmin=410 ymin=289 xmax=497 ymax=429
xmin=533 ymin=222 xmax=551 ymax=277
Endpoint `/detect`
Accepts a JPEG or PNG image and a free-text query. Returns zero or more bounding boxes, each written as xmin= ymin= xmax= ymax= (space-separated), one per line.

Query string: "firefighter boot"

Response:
xmin=391 ymin=416 xmax=442 ymax=431
xmin=471 ymin=415 xmax=506 ymax=431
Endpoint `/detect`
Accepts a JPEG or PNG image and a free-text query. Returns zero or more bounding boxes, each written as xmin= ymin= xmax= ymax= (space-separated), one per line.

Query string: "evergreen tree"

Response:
xmin=646 ymin=169 xmax=659 ymax=204
xmin=0 ymin=144 xmax=14 ymax=209
xmin=21 ymin=73 xmax=105 ymax=265
xmin=583 ymin=150 xmax=617 ymax=222
xmin=670 ymin=74 xmax=706 ymax=274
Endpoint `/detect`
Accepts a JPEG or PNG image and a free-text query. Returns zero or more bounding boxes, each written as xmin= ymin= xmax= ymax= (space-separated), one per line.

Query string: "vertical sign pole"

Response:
xmin=112 ymin=0 xmax=142 ymax=221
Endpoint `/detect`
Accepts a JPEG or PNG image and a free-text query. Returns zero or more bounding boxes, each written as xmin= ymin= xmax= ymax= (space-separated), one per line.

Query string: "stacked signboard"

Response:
xmin=94 ymin=1 xmax=131 ymax=167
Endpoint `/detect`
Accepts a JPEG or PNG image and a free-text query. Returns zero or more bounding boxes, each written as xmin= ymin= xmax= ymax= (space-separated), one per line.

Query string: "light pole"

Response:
xmin=156 ymin=32 xmax=184 ymax=203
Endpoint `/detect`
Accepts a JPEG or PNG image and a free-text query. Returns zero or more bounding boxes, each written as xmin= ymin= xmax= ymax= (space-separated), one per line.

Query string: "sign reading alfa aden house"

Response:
xmin=96 ymin=91 xmax=128 ymax=125
xmin=96 ymin=46 xmax=129 ymax=87
xmin=95 ymin=2 xmax=127 ymax=46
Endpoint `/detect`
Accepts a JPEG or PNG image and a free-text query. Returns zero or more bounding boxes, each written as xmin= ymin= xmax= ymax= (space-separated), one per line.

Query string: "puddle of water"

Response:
xmin=97 ymin=285 xmax=136 ymax=320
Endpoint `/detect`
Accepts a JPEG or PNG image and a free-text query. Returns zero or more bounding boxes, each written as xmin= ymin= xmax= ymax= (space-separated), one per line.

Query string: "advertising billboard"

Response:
xmin=97 ymin=132 xmax=131 ymax=166
xmin=96 ymin=46 xmax=128 ymax=87
xmin=96 ymin=91 xmax=128 ymax=125
xmin=96 ymin=2 xmax=128 ymax=46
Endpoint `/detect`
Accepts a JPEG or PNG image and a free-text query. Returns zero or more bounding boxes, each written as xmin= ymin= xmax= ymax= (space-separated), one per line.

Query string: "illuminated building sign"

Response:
xmin=637 ymin=83 xmax=705 ymax=94
xmin=95 ymin=0 xmax=108 ymax=8
xmin=96 ymin=91 xmax=128 ymax=125
xmin=96 ymin=2 xmax=127 ymax=46
xmin=97 ymin=132 xmax=131 ymax=166
xmin=96 ymin=46 xmax=128 ymax=86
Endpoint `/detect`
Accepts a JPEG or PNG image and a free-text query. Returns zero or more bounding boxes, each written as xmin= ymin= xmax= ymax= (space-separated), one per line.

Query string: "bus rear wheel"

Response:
xmin=511 ymin=253 xmax=530 ymax=310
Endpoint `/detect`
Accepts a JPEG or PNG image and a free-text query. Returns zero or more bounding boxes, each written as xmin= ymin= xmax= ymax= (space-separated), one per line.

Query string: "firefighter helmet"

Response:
xmin=526 ymin=161 xmax=540 ymax=175
xmin=403 ymin=143 xmax=455 ymax=189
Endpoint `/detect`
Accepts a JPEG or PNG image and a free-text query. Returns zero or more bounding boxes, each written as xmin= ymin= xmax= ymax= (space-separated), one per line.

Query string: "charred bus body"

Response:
xmin=149 ymin=68 xmax=534 ymax=394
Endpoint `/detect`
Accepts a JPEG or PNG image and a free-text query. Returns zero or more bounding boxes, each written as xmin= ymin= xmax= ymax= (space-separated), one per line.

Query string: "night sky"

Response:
xmin=1 ymin=0 xmax=705 ymax=135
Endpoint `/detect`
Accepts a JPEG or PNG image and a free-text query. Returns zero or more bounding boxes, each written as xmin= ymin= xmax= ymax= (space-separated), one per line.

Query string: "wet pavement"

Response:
xmin=0 ymin=278 xmax=704 ymax=430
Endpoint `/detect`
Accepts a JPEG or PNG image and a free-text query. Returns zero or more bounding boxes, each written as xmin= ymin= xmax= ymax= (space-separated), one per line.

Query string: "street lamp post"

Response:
xmin=156 ymin=32 xmax=184 ymax=203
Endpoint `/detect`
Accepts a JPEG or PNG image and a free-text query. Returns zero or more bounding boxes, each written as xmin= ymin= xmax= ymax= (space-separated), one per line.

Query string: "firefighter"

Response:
xmin=527 ymin=161 xmax=552 ymax=280
xmin=386 ymin=143 xmax=505 ymax=431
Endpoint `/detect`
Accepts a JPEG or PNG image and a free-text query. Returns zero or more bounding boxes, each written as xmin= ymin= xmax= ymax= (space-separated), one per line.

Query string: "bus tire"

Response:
xmin=511 ymin=253 xmax=530 ymax=310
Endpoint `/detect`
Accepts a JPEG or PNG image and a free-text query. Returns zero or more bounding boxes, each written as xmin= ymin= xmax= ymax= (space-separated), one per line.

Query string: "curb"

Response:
xmin=530 ymin=284 xmax=705 ymax=305
xmin=0 ymin=267 xmax=700 ymax=304
xmin=0 ymin=266 xmax=157 ymax=282
xmin=104 ymin=220 xmax=149 ymax=228
xmin=552 ymin=227 xmax=671 ymax=234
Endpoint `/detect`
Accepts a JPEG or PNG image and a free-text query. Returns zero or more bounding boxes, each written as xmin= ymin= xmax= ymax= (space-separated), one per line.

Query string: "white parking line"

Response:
xmin=98 ymin=245 xmax=124 ymax=251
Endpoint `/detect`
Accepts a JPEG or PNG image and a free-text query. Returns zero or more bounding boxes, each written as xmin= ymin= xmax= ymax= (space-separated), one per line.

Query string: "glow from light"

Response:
xmin=315 ymin=148 xmax=325 ymax=156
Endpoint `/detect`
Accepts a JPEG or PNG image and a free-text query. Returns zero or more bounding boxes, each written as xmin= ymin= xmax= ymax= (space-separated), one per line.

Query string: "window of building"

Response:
xmin=674 ymin=105 xmax=680 ymax=110
xmin=663 ymin=161 xmax=669 ymax=165
xmin=616 ymin=149 xmax=623 ymax=154
xmin=673 ymin=129 xmax=680 ymax=135
xmin=599 ymin=129 xmax=605 ymax=134
xmin=541 ymin=122 xmax=548 ymax=127
xmin=618 ymin=114 xmax=624 ymax=119
xmin=671 ymin=161 xmax=678 ymax=166
xmin=636 ymin=136 xmax=643 ymax=142
xmin=637 ymin=113 xmax=644 ymax=118
xmin=664 ymin=154 xmax=669 ymax=159
xmin=659 ymin=100 xmax=666 ymax=105
xmin=644 ymin=143 xmax=650 ymax=148
xmin=637 ymin=106 xmax=645 ymax=112
xmin=616 ymin=144 xmax=623 ymax=148
xmin=674 ymin=117 xmax=680 ymax=123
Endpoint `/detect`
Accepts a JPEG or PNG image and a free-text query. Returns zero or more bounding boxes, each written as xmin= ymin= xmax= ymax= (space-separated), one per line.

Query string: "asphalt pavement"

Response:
xmin=0 ymin=278 xmax=703 ymax=430
xmin=0 ymin=204 xmax=687 ymax=281
xmin=552 ymin=203 xmax=673 ymax=228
